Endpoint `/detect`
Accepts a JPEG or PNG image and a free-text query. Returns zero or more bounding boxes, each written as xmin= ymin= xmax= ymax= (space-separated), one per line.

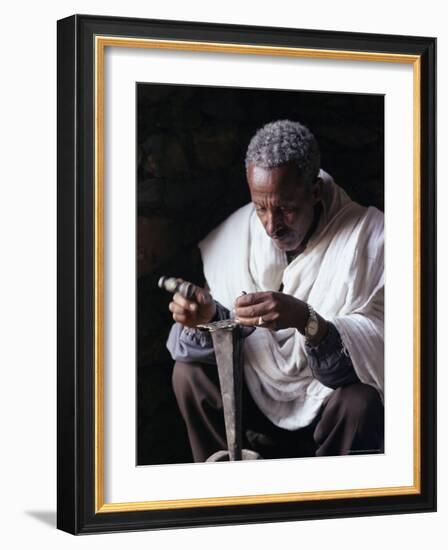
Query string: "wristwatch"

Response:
xmin=304 ymin=303 xmax=319 ymax=338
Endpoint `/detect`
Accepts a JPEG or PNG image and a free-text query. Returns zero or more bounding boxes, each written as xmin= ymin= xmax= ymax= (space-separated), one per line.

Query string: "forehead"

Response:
xmin=247 ymin=163 xmax=308 ymax=200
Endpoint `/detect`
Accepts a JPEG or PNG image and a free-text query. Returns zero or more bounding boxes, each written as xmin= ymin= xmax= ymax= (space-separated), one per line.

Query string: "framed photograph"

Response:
xmin=57 ymin=14 xmax=436 ymax=534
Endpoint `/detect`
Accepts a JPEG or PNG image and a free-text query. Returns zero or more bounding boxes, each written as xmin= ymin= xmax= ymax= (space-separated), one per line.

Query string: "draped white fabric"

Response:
xmin=199 ymin=171 xmax=384 ymax=430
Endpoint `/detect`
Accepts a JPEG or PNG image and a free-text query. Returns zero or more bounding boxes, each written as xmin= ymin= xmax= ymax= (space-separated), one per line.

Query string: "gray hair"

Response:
xmin=245 ymin=120 xmax=320 ymax=186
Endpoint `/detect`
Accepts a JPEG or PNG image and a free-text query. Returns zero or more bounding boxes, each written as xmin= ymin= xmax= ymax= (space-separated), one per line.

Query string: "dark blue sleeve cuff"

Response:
xmin=305 ymin=321 xmax=360 ymax=389
xmin=165 ymin=301 xmax=230 ymax=364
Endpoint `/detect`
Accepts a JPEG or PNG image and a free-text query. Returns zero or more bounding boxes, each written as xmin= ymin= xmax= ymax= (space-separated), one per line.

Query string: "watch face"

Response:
xmin=307 ymin=319 xmax=319 ymax=336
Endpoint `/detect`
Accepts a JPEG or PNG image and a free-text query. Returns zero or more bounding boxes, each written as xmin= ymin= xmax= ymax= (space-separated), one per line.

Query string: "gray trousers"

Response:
xmin=172 ymin=361 xmax=384 ymax=462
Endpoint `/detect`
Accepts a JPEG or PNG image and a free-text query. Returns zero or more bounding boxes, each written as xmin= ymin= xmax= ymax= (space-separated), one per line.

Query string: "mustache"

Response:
xmin=268 ymin=227 xmax=289 ymax=239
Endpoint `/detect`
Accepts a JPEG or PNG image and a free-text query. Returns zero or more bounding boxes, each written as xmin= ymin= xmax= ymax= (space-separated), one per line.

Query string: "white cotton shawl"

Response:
xmin=198 ymin=171 xmax=384 ymax=430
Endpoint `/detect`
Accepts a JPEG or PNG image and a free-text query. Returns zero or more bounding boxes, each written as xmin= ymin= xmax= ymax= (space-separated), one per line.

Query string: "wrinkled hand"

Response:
xmin=234 ymin=291 xmax=308 ymax=331
xmin=168 ymin=284 xmax=216 ymax=328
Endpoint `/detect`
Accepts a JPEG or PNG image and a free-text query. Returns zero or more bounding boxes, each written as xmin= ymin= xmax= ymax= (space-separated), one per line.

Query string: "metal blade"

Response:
xmin=209 ymin=326 xmax=244 ymax=461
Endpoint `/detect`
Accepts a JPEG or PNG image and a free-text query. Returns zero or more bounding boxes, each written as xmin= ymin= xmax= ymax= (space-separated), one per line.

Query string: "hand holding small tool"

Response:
xmin=234 ymin=290 xmax=309 ymax=331
xmin=158 ymin=276 xmax=216 ymax=328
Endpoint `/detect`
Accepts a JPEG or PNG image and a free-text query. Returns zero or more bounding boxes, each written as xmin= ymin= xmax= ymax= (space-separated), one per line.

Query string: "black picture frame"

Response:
xmin=57 ymin=14 xmax=436 ymax=535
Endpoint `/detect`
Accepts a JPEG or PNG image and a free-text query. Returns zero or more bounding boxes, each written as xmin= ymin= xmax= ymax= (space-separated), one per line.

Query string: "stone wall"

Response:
xmin=136 ymin=83 xmax=384 ymax=465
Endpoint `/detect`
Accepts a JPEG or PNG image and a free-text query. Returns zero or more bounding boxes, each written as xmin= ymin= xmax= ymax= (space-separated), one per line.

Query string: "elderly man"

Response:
xmin=166 ymin=120 xmax=384 ymax=462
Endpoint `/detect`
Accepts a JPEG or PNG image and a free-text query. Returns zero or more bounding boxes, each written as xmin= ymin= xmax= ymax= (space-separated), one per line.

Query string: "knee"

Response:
xmin=330 ymin=383 xmax=383 ymax=422
xmin=314 ymin=383 xmax=384 ymax=454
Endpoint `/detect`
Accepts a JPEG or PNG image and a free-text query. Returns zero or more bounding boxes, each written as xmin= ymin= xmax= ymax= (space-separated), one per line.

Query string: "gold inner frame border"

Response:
xmin=94 ymin=35 xmax=422 ymax=513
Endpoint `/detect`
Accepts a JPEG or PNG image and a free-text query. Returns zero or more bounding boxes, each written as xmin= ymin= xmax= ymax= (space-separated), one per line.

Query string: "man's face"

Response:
xmin=247 ymin=163 xmax=321 ymax=254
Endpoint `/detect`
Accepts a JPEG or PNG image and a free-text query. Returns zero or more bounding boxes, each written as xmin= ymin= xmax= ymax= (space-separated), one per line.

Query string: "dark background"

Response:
xmin=136 ymin=83 xmax=384 ymax=466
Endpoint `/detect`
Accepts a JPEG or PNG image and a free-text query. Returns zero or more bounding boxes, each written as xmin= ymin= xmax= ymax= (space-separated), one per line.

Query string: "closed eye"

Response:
xmin=279 ymin=206 xmax=296 ymax=214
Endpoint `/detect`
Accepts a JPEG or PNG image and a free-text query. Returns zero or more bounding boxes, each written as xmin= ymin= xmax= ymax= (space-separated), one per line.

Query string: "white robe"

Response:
xmin=198 ymin=171 xmax=384 ymax=430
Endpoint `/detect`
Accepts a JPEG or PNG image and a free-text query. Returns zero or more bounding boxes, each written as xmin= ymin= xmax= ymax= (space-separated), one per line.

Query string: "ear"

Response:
xmin=311 ymin=176 xmax=323 ymax=204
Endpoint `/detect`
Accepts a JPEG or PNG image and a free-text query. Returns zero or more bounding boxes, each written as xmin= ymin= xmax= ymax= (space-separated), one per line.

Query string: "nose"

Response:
xmin=265 ymin=210 xmax=282 ymax=237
